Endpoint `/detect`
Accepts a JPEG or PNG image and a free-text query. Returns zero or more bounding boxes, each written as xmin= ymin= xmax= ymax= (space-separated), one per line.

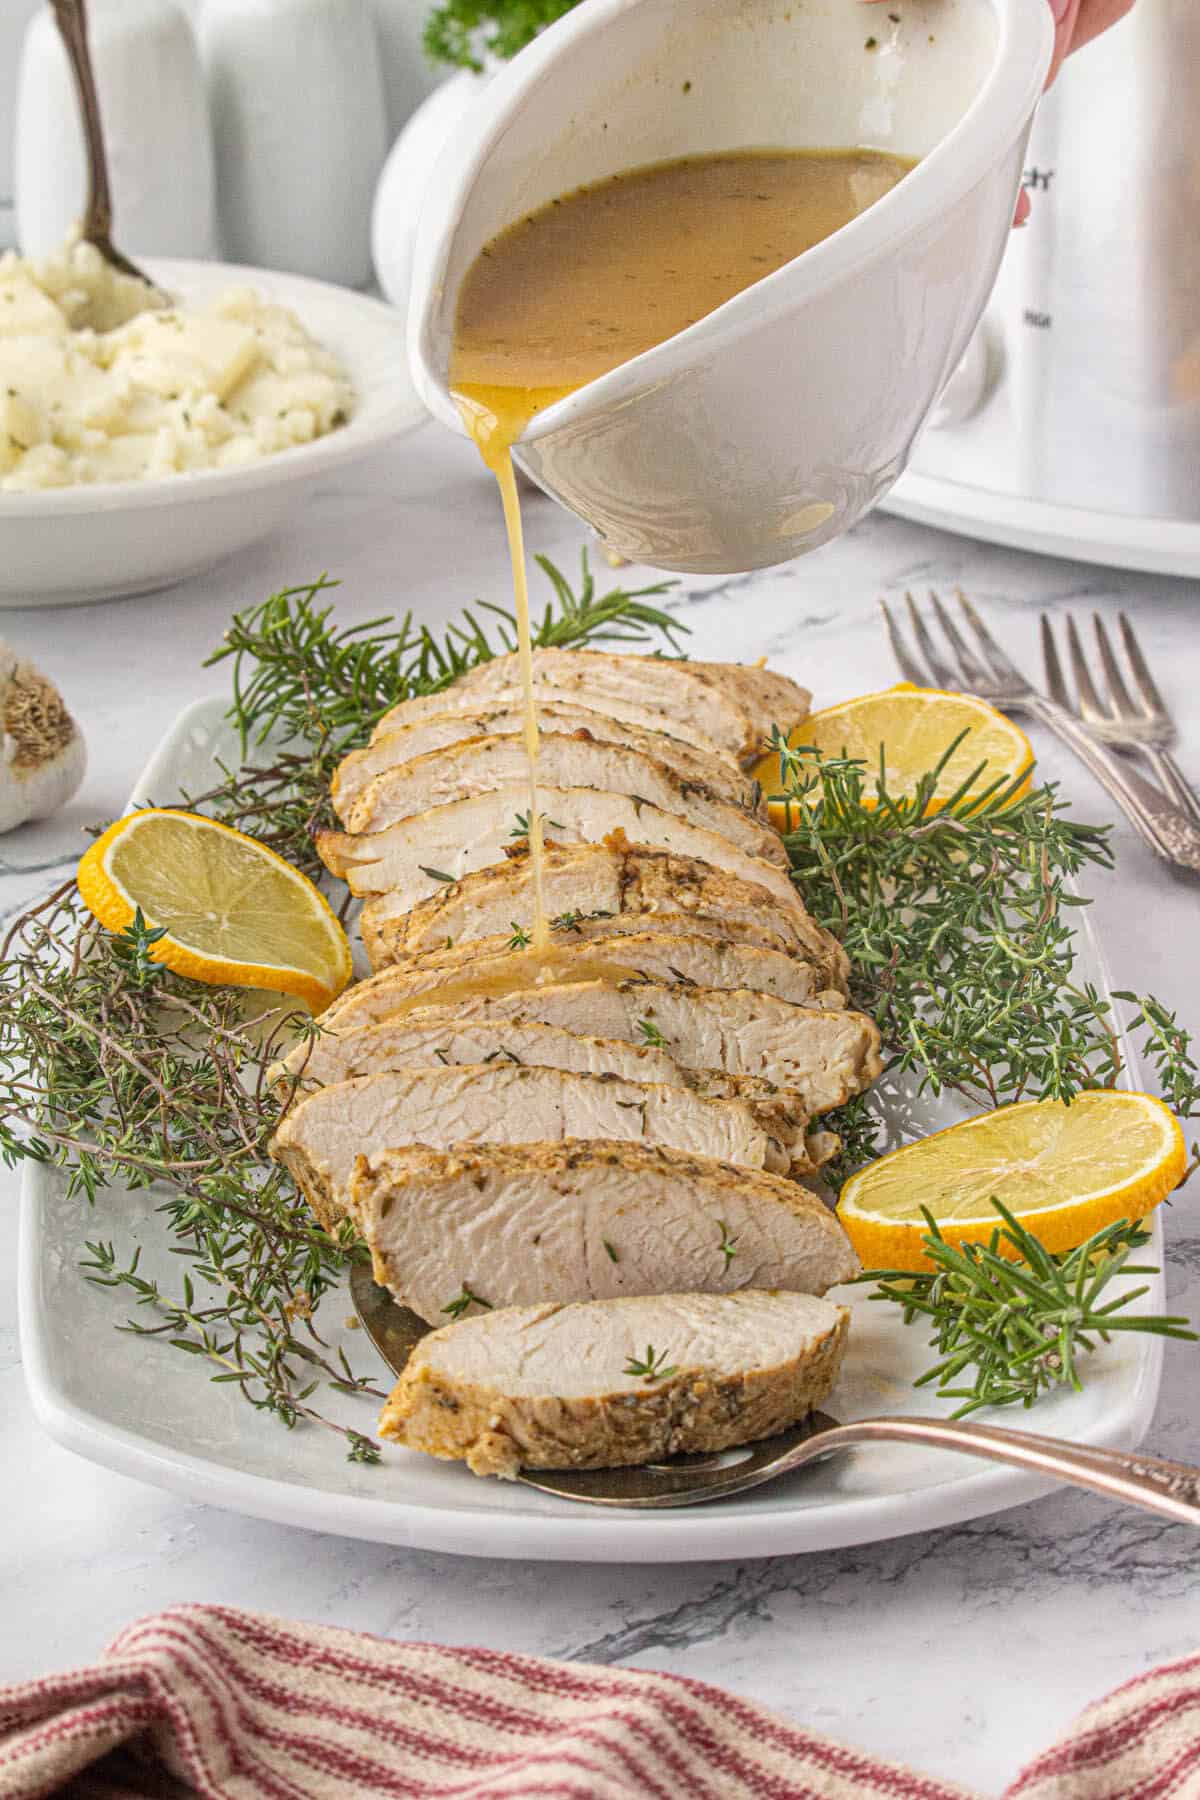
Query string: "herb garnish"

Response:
xmin=511 ymin=810 xmax=566 ymax=839
xmin=624 ymin=1345 xmax=679 ymax=1382
xmin=771 ymin=730 xmax=1200 ymax=1177
xmin=442 ymin=1282 xmax=493 ymax=1320
xmin=0 ymin=555 xmax=681 ymax=1461
xmin=616 ymin=1097 xmax=649 ymax=1132
xmin=3 ymin=557 xmax=1196 ymax=1464
xmin=863 ymin=1202 xmax=1197 ymax=1417
xmin=424 ymin=0 xmax=580 ymax=74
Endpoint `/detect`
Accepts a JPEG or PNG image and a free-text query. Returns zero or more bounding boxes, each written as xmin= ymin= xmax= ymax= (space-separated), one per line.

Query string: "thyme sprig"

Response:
xmin=0 ymin=555 xmax=683 ymax=1458
xmin=863 ymin=1203 xmax=1197 ymax=1417
xmin=0 ymin=891 xmax=384 ymax=1459
xmin=772 ymin=733 xmax=1200 ymax=1177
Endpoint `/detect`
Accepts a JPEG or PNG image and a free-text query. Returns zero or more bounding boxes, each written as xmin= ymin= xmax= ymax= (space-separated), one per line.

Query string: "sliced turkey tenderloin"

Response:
xmin=379 ymin=1287 xmax=849 ymax=1476
xmin=440 ymin=648 xmax=811 ymax=765
xmin=316 ymin=787 xmax=803 ymax=912
xmin=431 ymin=980 xmax=881 ymax=1114
xmin=340 ymin=734 xmax=783 ymax=866
xmin=271 ymin=1013 xmax=824 ymax=1177
xmin=363 ymin=840 xmax=847 ymax=980
xmin=361 ymin=928 xmax=844 ymax=1009
xmin=270 ymin=1063 xmax=773 ymax=1230
xmin=332 ymin=700 xmax=759 ymax=822
xmin=353 ymin=1141 xmax=858 ymax=1326
xmin=371 ymin=681 xmax=731 ymax=762
xmin=317 ymin=968 xmax=880 ymax=1115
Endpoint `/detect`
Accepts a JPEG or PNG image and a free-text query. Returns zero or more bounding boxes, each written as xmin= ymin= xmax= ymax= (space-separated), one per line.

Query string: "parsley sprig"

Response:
xmin=424 ymin=0 xmax=580 ymax=75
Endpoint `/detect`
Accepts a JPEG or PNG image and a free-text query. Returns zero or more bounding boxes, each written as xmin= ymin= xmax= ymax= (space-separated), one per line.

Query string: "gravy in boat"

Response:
xmin=450 ymin=148 xmax=914 ymax=952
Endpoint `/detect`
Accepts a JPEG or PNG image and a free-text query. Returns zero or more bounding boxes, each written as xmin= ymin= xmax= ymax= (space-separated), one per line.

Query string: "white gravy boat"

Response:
xmin=409 ymin=0 xmax=1052 ymax=573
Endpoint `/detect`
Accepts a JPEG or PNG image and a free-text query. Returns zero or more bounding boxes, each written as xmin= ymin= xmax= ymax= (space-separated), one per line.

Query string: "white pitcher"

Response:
xmin=15 ymin=0 xmax=215 ymax=259
xmin=200 ymin=0 xmax=388 ymax=285
xmin=409 ymin=0 xmax=1053 ymax=574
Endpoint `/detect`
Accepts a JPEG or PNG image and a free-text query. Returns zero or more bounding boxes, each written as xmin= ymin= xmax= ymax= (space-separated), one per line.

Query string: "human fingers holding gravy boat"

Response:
xmin=1012 ymin=0 xmax=1135 ymax=217
xmin=1046 ymin=0 xmax=1134 ymax=78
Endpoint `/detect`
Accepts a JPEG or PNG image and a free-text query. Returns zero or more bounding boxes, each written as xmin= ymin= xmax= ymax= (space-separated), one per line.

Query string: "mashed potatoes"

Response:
xmin=0 ymin=239 xmax=355 ymax=492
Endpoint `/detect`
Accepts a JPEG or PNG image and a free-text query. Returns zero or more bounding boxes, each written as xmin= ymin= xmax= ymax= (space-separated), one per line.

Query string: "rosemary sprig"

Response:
xmin=863 ymin=1201 xmax=1197 ymax=1417
xmin=188 ymin=554 xmax=680 ymax=886
xmin=209 ymin=553 xmax=680 ymax=759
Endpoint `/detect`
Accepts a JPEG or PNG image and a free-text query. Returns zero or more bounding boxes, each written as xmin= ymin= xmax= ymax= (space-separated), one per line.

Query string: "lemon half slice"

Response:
xmin=78 ymin=809 xmax=352 ymax=1014
xmin=755 ymin=684 xmax=1034 ymax=821
xmin=839 ymin=1091 xmax=1187 ymax=1271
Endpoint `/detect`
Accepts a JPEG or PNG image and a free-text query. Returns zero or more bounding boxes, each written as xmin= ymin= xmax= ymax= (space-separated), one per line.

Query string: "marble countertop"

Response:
xmin=3 ymin=424 xmax=1198 ymax=1795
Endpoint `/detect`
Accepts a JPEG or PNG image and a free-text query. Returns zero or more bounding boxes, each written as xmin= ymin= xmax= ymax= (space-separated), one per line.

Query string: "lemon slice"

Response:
xmin=754 ymin=684 xmax=1034 ymax=821
xmin=78 ymin=809 xmax=352 ymax=1013
xmin=839 ymin=1091 xmax=1187 ymax=1271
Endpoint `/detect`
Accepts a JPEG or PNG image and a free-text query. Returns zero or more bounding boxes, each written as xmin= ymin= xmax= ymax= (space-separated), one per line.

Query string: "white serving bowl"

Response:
xmin=0 ymin=260 xmax=426 ymax=607
xmin=410 ymin=0 xmax=1053 ymax=574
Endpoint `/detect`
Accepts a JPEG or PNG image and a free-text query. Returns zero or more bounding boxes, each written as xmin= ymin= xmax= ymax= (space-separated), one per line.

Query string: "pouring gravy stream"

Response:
xmin=449 ymin=147 xmax=914 ymax=947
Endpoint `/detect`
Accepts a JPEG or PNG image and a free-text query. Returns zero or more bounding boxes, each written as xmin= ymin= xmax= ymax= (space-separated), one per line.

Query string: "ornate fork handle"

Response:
xmin=1029 ymin=696 xmax=1200 ymax=872
xmin=1148 ymin=748 xmax=1200 ymax=829
xmin=800 ymin=1416 xmax=1200 ymax=1525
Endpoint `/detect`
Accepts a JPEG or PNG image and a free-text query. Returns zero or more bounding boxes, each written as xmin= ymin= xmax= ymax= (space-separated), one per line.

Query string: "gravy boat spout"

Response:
xmin=410 ymin=0 xmax=1052 ymax=575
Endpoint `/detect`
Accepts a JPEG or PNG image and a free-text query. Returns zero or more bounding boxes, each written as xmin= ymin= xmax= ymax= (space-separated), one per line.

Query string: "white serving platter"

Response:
xmin=0 ymin=260 xmax=427 ymax=607
xmin=17 ymin=696 xmax=1165 ymax=1561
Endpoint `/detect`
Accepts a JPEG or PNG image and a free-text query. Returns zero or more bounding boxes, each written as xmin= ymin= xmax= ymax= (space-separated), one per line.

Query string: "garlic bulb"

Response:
xmin=0 ymin=643 xmax=86 ymax=832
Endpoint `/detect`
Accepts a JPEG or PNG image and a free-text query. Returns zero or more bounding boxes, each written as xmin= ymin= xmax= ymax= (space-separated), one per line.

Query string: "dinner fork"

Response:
xmin=1042 ymin=613 xmax=1200 ymax=828
xmin=880 ymin=590 xmax=1200 ymax=872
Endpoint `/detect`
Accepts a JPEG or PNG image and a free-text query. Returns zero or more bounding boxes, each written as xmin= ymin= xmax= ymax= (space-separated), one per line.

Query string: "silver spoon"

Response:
xmin=49 ymin=0 xmax=166 ymax=294
xmin=351 ymin=1265 xmax=1200 ymax=1522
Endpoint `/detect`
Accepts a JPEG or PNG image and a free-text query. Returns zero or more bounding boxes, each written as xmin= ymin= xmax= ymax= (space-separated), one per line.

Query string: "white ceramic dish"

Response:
xmin=0 ymin=260 xmax=426 ymax=608
xmin=410 ymin=0 xmax=1053 ymax=573
xmin=883 ymin=456 xmax=1200 ymax=582
xmin=17 ymin=695 xmax=1166 ymax=1562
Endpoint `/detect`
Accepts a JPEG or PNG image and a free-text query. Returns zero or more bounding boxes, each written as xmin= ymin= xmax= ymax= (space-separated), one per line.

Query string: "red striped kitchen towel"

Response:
xmin=0 ymin=1604 xmax=1195 ymax=1800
